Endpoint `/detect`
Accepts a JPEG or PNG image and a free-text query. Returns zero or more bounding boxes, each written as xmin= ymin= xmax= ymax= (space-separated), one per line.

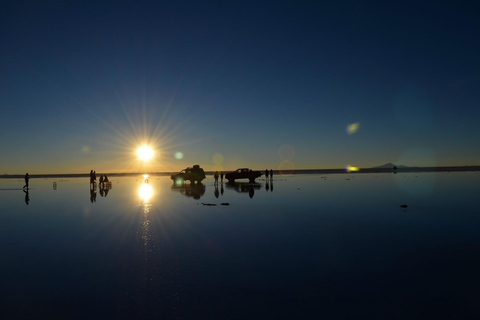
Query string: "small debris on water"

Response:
xmin=221 ymin=203 xmax=230 ymax=206
xmin=201 ymin=203 xmax=217 ymax=206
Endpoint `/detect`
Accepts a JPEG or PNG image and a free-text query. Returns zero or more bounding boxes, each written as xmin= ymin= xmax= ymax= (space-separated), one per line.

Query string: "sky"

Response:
xmin=1 ymin=0 xmax=479 ymax=174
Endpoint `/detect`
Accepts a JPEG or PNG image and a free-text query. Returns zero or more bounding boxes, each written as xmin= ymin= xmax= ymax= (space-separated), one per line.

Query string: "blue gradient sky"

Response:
xmin=1 ymin=1 xmax=479 ymax=174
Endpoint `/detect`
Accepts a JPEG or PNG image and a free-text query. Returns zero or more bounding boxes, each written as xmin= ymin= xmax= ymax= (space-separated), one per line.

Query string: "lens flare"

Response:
xmin=279 ymin=160 xmax=295 ymax=175
xmin=346 ymin=165 xmax=360 ymax=172
xmin=174 ymin=152 xmax=184 ymax=160
xmin=212 ymin=153 xmax=224 ymax=166
xmin=347 ymin=122 xmax=360 ymax=135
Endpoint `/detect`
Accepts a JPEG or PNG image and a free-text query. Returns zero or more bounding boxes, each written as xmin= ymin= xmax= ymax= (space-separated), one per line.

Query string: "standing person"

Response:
xmin=93 ymin=171 xmax=97 ymax=185
xmin=270 ymin=169 xmax=273 ymax=180
xmin=220 ymin=171 xmax=224 ymax=182
xmin=90 ymin=170 xmax=94 ymax=186
xmin=265 ymin=169 xmax=269 ymax=180
xmin=214 ymin=171 xmax=219 ymax=184
xmin=23 ymin=173 xmax=30 ymax=190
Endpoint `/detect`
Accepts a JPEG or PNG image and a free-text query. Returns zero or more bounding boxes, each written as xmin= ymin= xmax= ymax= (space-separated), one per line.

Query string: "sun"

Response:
xmin=137 ymin=146 xmax=154 ymax=161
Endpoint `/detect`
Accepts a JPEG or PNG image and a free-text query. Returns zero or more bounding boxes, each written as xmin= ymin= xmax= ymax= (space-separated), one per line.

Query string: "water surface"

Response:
xmin=1 ymin=172 xmax=479 ymax=319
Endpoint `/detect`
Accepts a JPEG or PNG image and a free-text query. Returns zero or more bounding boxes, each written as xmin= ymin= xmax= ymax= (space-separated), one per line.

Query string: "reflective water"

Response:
xmin=1 ymin=172 xmax=479 ymax=319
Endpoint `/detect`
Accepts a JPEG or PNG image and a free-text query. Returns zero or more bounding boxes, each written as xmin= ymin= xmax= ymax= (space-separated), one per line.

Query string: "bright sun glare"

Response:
xmin=137 ymin=146 xmax=154 ymax=161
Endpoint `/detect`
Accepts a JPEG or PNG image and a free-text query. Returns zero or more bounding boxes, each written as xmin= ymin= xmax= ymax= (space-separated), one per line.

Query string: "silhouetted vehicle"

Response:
xmin=225 ymin=168 xmax=262 ymax=183
xmin=171 ymin=165 xmax=206 ymax=184
xmin=171 ymin=181 xmax=206 ymax=199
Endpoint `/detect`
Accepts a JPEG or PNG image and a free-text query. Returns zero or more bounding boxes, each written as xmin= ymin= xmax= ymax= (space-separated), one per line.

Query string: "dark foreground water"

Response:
xmin=1 ymin=172 xmax=480 ymax=319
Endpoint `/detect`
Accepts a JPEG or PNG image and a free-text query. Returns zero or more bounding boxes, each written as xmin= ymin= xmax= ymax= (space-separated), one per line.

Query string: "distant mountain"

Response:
xmin=374 ymin=163 xmax=409 ymax=169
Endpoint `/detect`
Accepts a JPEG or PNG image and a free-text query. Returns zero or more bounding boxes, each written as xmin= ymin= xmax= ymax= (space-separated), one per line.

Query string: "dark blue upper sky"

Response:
xmin=1 ymin=1 xmax=479 ymax=173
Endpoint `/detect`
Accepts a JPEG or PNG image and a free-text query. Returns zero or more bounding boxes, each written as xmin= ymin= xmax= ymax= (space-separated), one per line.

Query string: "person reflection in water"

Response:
xmin=90 ymin=188 xmax=97 ymax=203
xmin=249 ymin=186 xmax=255 ymax=199
xmin=214 ymin=183 xmax=219 ymax=198
xmin=24 ymin=189 xmax=30 ymax=205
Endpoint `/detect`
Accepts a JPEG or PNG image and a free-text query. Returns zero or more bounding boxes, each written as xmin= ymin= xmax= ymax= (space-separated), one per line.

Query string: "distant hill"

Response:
xmin=374 ymin=163 xmax=409 ymax=169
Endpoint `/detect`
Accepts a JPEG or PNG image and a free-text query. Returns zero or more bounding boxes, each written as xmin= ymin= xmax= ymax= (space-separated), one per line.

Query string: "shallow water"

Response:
xmin=1 ymin=172 xmax=480 ymax=319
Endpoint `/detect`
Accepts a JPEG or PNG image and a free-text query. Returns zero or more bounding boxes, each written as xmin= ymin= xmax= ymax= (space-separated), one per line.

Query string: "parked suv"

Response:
xmin=171 ymin=165 xmax=206 ymax=184
xmin=225 ymin=168 xmax=262 ymax=183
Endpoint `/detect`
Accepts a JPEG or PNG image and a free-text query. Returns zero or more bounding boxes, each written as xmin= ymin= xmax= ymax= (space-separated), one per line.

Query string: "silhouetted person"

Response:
xmin=104 ymin=175 xmax=109 ymax=182
xmin=90 ymin=170 xmax=94 ymax=186
xmin=99 ymin=175 xmax=104 ymax=184
xmin=24 ymin=189 xmax=30 ymax=205
xmin=23 ymin=173 xmax=30 ymax=190
xmin=214 ymin=171 xmax=219 ymax=184
xmin=265 ymin=169 xmax=269 ymax=180
xmin=220 ymin=171 xmax=224 ymax=182
xmin=270 ymin=169 xmax=273 ymax=180
xmin=93 ymin=171 xmax=97 ymax=184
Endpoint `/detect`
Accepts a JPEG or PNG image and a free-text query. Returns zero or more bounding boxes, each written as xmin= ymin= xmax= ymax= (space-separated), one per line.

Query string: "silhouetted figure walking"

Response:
xmin=265 ymin=169 xmax=269 ymax=180
xmin=23 ymin=173 xmax=30 ymax=190
xmin=220 ymin=171 xmax=224 ymax=182
xmin=270 ymin=169 xmax=273 ymax=180
xmin=214 ymin=171 xmax=219 ymax=184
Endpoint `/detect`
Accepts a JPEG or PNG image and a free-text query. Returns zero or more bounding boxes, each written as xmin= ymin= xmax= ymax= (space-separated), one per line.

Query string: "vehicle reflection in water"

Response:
xmin=171 ymin=180 xmax=206 ymax=200
xmin=226 ymin=181 xmax=262 ymax=198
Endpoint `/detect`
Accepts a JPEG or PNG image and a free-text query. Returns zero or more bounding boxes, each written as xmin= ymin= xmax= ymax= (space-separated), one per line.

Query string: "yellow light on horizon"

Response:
xmin=346 ymin=165 xmax=360 ymax=172
xmin=137 ymin=146 xmax=154 ymax=161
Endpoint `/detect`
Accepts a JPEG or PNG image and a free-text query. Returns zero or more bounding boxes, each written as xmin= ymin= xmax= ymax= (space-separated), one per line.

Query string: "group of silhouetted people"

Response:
xmin=265 ymin=169 xmax=273 ymax=180
xmin=90 ymin=170 xmax=109 ymax=187
xmin=214 ymin=171 xmax=224 ymax=184
xmin=89 ymin=170 xmax=111 ymax=202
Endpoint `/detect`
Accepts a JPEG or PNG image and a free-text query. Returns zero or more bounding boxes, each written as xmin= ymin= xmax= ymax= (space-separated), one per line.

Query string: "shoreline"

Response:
xmin=2 ymin=166 xmax=479 ymax=179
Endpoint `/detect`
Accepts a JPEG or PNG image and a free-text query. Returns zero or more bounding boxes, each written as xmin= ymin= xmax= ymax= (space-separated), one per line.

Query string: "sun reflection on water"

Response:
xmin=139 ymin=183 xmax=153 ymax=202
